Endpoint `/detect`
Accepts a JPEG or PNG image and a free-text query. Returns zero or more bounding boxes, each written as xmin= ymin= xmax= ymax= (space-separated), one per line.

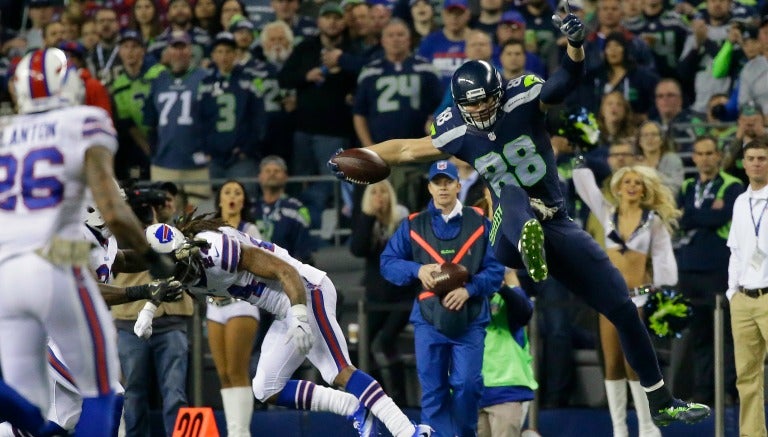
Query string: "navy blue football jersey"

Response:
xmin=430 ymin=74 xmax=563 ymax=210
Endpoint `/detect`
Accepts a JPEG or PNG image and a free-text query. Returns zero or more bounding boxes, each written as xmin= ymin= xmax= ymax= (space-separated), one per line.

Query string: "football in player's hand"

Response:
xmin=430 ymin=262 xmax=469 ymax=297
xmin=330 ymin=148 xmax=390 ymax=184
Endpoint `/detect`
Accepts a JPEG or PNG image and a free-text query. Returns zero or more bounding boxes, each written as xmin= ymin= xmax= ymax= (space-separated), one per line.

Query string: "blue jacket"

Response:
xmin=381 ymin=200 xmax=504 ymax=301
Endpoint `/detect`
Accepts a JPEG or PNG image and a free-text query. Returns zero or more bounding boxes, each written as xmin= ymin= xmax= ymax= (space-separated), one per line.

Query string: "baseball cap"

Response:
xmin=500 ymin=10 xmax=525 ymax=26
xmin=409 ymin=0 xmax=429 ymax=6
xmin=741 ymin=25 xmax=759 ymax=41
xmin=169 ymin=30 xmax=191 ymax=46
xmin=229 ymin=18 xmax=255 ymax=33
xmin=428 ymin=160 xmax=459 ymax=181
xmin=29 ymin=0 xmax=55 ymax=8
xmin=443 ymin=0 xmax=468 ymax=10
xmin=58 ymin=41 xmax=87 ymax=59
xmin=260 ymin=155 xmax=288 ymax=171
xmin=340 ymin=0 xmax=364 ymax=8
xmin=319 ymin=2 xmax=344 ymax=16
xmin=213 ymin=31 xmax=237 ymax=48
xmin=740 ymin=101 xmax=764 ymax=116
xmin=118 ymin=29 xmax=144 ymax=46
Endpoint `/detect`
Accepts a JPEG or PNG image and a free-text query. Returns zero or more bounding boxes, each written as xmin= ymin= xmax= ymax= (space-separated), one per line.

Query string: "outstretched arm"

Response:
xmin=539 ymin=13 xmax=586 ymax=111
xmin=238 ymin=245 xmax=307 ymax=307
xmin=366 ymin=136 xmax=449 ymax=165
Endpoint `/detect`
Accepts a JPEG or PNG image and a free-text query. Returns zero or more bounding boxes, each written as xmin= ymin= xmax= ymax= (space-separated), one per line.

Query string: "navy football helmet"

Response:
xmin=450 ymin=60 xmax=504 ymax=130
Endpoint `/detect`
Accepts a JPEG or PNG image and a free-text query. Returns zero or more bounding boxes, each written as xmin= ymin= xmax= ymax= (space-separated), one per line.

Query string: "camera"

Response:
xmin=122 ymin=180 xmax=176 ymax=225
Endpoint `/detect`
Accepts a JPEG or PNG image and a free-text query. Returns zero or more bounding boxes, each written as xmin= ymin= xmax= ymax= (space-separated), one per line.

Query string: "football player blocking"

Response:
xmin=145 ymin=221 xmax=432 ymax=437
xmin=329 ymin=11 xmax=710 ymax=427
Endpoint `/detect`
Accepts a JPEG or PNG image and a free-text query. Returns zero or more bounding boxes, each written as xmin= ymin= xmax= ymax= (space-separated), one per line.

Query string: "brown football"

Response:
xmin=331 ymin=148 xmax=390 ymax=185
xmin=430 ymin=262 xmax=469 ymax=296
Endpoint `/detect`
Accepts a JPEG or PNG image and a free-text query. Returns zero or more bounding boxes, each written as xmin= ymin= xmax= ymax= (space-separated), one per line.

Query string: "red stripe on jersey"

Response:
xmin=28 ymin=50 xmax=50 ymax=99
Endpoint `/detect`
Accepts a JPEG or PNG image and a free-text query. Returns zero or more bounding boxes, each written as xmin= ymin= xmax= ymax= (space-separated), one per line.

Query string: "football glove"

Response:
xmin=134 ymin=301 xmax=158 ymax=339
xmin=552 ymin=13 xmax=585 ymax=48
xmin=286 ymin=304 xmax=314 ymax=355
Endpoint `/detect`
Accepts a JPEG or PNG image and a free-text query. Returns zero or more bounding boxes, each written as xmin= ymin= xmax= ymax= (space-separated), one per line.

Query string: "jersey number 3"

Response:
xmin=474 ymin=135 xmax=546 ymax=195
xmin=0 ymin=147 xmax=64 ymax=211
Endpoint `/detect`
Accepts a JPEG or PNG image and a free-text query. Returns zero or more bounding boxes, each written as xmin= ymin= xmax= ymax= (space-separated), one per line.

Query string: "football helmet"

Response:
xmin=145 ymin=224 xmax=206 ymax=286
xmin=451 ymin=60 xmax=504 ymax=130
xmin=556 ymin=107 xmax=600 ymax=151
xmin=12 ymin=48 xmax=85 ymax=114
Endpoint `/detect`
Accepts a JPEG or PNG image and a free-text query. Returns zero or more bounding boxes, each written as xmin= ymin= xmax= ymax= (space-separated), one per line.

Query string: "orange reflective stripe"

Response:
xmin=452 ymin=225 xmax=484 ymax=263
xmin=419 ymin=291 xmax=436 ymax=300
xmin=408 ymin=212 xmax=420 ymax=220
xmin=409 ymin=229 xmax=446 ymax=264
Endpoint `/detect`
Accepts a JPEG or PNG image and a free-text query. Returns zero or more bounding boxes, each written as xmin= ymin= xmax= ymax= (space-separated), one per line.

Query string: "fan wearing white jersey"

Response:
xmin=146 ymin=216 xmax=432 ymax=437
xmin=0 ymin=48 xmax=174 ymax=437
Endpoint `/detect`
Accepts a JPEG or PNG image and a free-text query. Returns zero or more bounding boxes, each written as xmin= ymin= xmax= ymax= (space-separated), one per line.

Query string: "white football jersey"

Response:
xmin=82 ymin=225 xmax=118 ymax=284
xmin=0 ymin=106 xmax=117 ymax=264
xmin=190 ymin=227 xmax=327 ymax=316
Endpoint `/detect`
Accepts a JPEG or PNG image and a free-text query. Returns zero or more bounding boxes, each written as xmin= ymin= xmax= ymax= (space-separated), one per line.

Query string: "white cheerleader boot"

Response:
xmin=221 ymin=386 xmax=254 ymax=437
xmin=604 ymin=379 xmax=629 ymax=437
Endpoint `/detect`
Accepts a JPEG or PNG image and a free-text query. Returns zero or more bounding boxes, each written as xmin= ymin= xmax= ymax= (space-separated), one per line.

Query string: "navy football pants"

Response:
xmin=492 ymin=185 xmax=664 ymax=387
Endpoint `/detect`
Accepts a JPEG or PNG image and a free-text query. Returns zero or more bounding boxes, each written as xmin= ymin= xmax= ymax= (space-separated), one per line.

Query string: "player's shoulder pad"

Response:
xmin=430 ymin=105 xmax=466 ymax=148
xmin=501 ymin=74 xmax=544 ymax=113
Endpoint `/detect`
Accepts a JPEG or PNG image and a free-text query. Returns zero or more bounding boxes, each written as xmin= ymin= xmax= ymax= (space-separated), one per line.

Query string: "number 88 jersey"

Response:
xmin=0 ymin=106 xmax=118 ymax=264
xmin=431 ymin=74 xmax=564 ymax=211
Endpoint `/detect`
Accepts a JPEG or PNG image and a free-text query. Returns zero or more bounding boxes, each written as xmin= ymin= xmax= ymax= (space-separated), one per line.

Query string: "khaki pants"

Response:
xmin=477 ymin=401 xmax=529 ymax=437
xmin=731 ymin=292 xmax=768 ymax=437
xmin=150 ymin=165 xmax=211 ymax=207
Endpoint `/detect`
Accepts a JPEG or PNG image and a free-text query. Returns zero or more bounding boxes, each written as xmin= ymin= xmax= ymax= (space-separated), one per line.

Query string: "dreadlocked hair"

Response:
xmin=175 ymin=209 xmax=227 ymax=239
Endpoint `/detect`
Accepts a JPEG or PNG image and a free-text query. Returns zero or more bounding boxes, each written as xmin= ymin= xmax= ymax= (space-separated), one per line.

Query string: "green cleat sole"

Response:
xmin=520 ymin=219 xmax=548 ymax=282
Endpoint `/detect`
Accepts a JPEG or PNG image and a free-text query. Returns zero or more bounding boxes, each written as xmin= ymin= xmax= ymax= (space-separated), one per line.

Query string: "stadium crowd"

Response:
xmin=1 ymin=0 xmax=768 ymax=435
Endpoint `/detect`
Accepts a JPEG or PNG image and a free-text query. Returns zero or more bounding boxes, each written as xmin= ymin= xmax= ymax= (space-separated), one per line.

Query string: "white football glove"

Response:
xmin=286 ymin=304 xmax=314 ymax=355
xmin=134 ymin=301 xmax=158 ymax=339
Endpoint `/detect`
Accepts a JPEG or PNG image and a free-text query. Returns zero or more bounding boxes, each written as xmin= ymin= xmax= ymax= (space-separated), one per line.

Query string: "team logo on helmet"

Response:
xmin=155 ymin=224 xmax=175 ymax=243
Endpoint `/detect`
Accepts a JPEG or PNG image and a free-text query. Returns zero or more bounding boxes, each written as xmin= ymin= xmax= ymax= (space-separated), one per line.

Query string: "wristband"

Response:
xmin=289 ymin=304 xmax=308 ymax=320
xmin=125 ymin=284 xmax=150 ymax=301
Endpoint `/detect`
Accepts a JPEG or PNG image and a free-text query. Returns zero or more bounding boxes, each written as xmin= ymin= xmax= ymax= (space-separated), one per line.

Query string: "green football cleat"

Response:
xmin=519 ymin=219 xmax=548 ymax=282
xmin=652 ymin=399 xmax=711 ymax=426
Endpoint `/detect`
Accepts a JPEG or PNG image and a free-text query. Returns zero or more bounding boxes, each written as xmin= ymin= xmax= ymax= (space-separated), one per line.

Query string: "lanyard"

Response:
xmin=96 ymin=44 xmax=119 ymax=73
xmin=749 ymin=197 xmax=768 ymax=237
xmin=694 ymin=179 xmax=714 ymax=209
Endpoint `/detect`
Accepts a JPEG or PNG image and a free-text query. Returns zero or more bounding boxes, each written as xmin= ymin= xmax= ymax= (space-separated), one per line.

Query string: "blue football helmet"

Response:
xmin=451 ymin=60 xmax=504 ymax=130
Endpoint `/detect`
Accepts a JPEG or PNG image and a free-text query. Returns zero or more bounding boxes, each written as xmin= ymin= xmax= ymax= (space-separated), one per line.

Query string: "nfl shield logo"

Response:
xmin=437 ymin=161 xmax=448 ymax=170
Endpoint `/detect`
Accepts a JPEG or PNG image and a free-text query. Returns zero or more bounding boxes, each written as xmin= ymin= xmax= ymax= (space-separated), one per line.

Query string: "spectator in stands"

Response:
xmin=111 ymin=29 xmax=153 ymax=181
xmin=349 ymin=179 xmax=414 ymax=404
xmin=469 ymin=0 xmax=504 ymax=41
xmin=380 ymin=159 xmax=505 ymax=437
xmin=89 ymin=8 xmax=121 ymax=85
xmin=676 ymin=135 xmax=743 ymax=405
xmin=194 ymin=0 xmax=222 ymax=37
xmin=207 ymin=180 xmax=262 ymax=437
xmin=598 ymin=91 xmax=638 ymax=147
xmin=726 ymin=136 xmax=768 ymax=437
xmin=59 ymin=40 xmax=112 ymax=115
xmin=148 ymin=0 xmax=212 ymax=69
xmin=61 ymin=11 xmax=82 ymax=42
xmin=737 ymin=26 xmax=768 ymax=111
xmin=253 ymin=155 xmax=314 ymax=264
xmin=677 ymin=0 xmax=744 ymax=114
xmin=452 ymin=156 xmax=485 ymax=207
xmin=112 ymin=181 xmax=194 ymax=437
xmin=498 ymin=39 xmax=529 ymax=81
xmin=231 ymin=18 xmax=258 ymax=65
xmin=574 ymin=163 xmax=681 ymax=437
xmin=21 ymin=0 xmax=57 ymax=51
xmin=624 ymin=0 xmax=690 ymax=80
xmin=703 ymin=93 xmax=738 ymax=149
xmin=270 ymin=0 xmax=318 ymax=46
xmin=130 ymin=0 xmax=163 ymax=47
xmin=79 ymin=18 xmax=98 ymax=52
xmin=495 ymin=12 xmax=547 ymax=79
xmin=722 ymin=101 xmax=767 ymax=184
xmin=369 ymin=1 xmax=392 ymax=39
xmin=278 ymin=2 xmax=358 ymax=229
xmin=198 ymin=32 xmax=263 ymax=196
xmin=143 ymin=31 xmax=211 ymax=206
xmin=636 ymin=120 xmax=685 ymax=194
xmin=353 ymin=19 xmax=441 ymax=211
xmin=43 ymin=21 xmax=65 ymax=49
xmin=651 ymin=78 xmax=702 ymax=154
xmin=408 ymin=0 xmax=437 ymax=49
xmin=254 ymin=20 xmax=297 ymax=162
xmin=417 ymin=0 xmax=470 ymax=90
xmin=519 ymin=0 xmax=560 ymax=72
xmin=571 ymin=31 xmax=658 ymax=121
xmin=433 ymin=29 xmax=495 ymax=115
xmin=478 ymin=267 xmax=537 ymax=437
xmin=220 ymin=0 xmax=247 ymax=31
xmin=582 ymin=0 xmax=655 ymax=75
